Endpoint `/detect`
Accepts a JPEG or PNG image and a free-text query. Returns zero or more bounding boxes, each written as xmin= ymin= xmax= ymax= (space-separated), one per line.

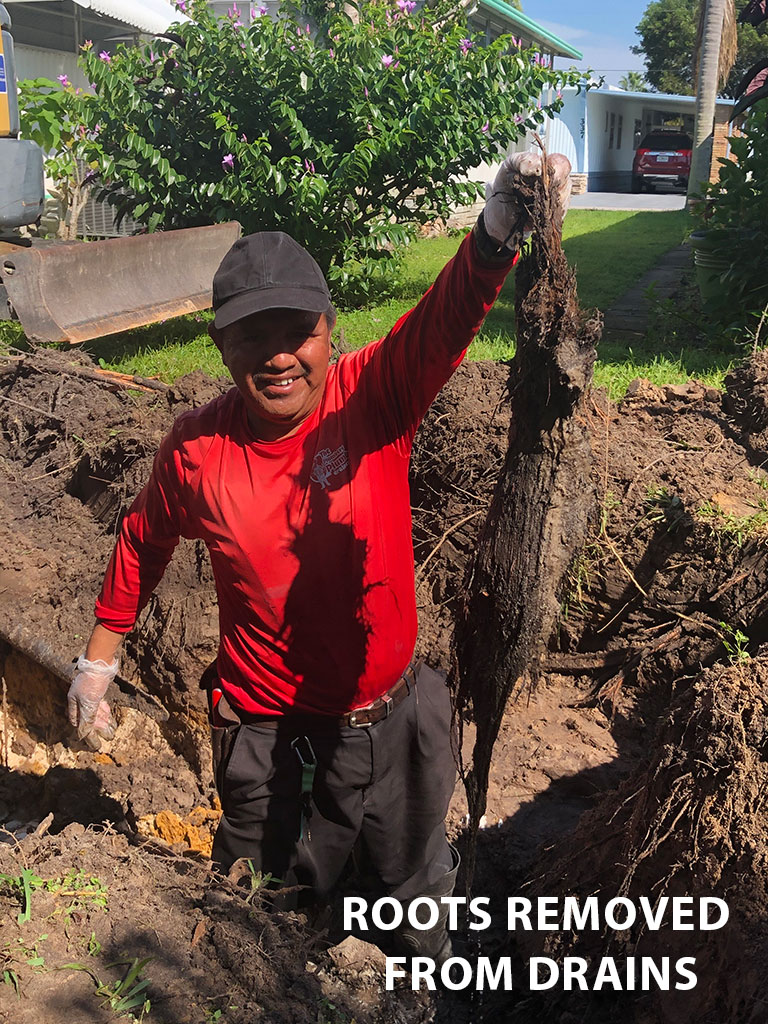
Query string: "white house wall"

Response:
xmin=15 ymin=44 xmax=89 ymax=89
xmin=585 ymin=91 xmax=643 ymax=190
xmin=542 ymin=88 xmax=585 ymax=174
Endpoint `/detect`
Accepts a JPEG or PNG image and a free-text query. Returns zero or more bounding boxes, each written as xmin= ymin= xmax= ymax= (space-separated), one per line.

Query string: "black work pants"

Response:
xmin=211 ymin=663 xmax=456 ymax=904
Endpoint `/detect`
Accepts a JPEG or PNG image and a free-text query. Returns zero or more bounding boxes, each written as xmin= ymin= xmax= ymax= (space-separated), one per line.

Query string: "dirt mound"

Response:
xmin=413 ymin=355 xmax=768 ymax=696
xmin=5 ymin=345 xmax=768 ymax=1020
xmin=0 ymin=350 xmax=229 ymax=777
xmin=725 ymin=348 xmax=768 ymax=439
xmin=503 ymin=655 xmax=768 ymax=1024
xmin=0 ymin=822 xmax=432 ymax=1024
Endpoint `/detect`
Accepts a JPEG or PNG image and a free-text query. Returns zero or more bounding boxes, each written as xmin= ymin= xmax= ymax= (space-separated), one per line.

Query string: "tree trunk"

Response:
xmin=453 ymin=166 xmax=601 ymax=888
xmin=688 ymin=0 xmax=734 ymax=202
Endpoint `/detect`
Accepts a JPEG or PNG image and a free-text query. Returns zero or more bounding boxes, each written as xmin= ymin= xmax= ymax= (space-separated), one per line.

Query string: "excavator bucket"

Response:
xmin=1 ymin=221 xmax=241 ymax=345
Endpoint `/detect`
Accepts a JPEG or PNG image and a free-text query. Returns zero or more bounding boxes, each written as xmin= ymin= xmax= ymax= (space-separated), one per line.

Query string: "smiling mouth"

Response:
xmin=257 ymin=374 xmax=303 ymax=389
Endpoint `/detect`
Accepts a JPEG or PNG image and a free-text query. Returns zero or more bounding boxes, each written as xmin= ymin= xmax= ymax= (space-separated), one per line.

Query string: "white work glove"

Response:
xmin=67 ymin=655 xmax=118 ymax=746
xmin=483 ymin=151 xmax=573 ymax=249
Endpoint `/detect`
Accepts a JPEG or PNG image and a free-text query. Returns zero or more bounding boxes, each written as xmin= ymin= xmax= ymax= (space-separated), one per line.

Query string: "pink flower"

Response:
xmin=329 ymin=48 xmax=334 ymax=57
xmin=234 ymin=19 xmax=243 ymax=28
xmin=364 ymin=86 xmax=369 ymax=98
xmin=99 ymin=50 xmax=111 ymax=63
xmin=241 ymin=133 xmax=248 ymax=142
xmin=57 ymin=74 xmax=70 ymax=87
xmin=306 ymin=23 xmax=310 ymax=33
xmin=81 ymin=39 xmax=93 ymax=50
xmin=481 ymin=121 xmax=489 ymax=133
xmin=459 ymin=38 xmax=472 ymax=55
xmin=222 ymin=153 xmax=235 ymax=171
xmin=290 ymin=44 xmax=296 ymax=50
xmin=176 ymin=0 xmax=186 ymax=10
xmin=304 ymin=158 xmax=315 ymax=173
xmin=397 ymin=0 xmax=416 ymax=12
xmin=381 ymin=54 xmax=394 ymax=67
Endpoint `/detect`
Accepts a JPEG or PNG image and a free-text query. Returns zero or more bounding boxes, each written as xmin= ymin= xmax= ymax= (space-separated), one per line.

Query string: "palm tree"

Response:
xmin=619 ymin=71 xmax=648 ymax=92
xmin=687 ymin=0 xmax=737 ymax=202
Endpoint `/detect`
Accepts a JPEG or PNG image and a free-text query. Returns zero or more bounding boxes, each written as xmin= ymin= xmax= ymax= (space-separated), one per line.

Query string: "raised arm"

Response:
xmin=353 ymin=153 xmax=572 ymax=450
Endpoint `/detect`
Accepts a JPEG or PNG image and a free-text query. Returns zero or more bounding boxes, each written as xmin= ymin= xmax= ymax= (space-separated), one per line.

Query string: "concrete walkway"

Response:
xmin=602 ymin=243 xmax=692 ymax=339
xmin=571 ymin=191 xmax=686 ymax=212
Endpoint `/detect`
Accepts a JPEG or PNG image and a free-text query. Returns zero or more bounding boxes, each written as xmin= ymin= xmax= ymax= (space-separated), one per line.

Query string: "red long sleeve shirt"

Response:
xmin=95 ymin=231 xmax=515 ymax=716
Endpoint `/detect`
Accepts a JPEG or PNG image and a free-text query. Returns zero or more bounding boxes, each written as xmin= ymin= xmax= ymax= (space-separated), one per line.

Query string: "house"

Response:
xmin=545 ymin=86 xmax=736 ymax=193
xmin=440 ymin=3 xmax=583 ymax=227
xmin=5 ymin=0 xmax=186 ymax=232
xmin=6 ymin=0 xmax=186 ymax=86
xmin=8 ymin=0 xmax=584 ymax=231
xmin=465 ymin=2 xmax=582 ymax=60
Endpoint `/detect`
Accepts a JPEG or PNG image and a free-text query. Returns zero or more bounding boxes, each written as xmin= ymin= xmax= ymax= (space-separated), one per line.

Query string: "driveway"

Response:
xmin=570 ymin=191 xmax=686 ymax=212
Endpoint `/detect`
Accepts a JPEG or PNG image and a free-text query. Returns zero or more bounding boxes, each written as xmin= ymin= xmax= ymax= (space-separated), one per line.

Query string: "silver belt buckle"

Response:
xmin=348 ymin=709 xmax=371 ymax=728
xmin=348 ymin=691 xmax=394 ymax=728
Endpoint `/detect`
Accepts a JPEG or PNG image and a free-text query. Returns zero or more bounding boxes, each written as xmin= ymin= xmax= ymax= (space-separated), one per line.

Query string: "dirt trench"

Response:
xmin=2 ymin=347 xmax=768 ymax=1021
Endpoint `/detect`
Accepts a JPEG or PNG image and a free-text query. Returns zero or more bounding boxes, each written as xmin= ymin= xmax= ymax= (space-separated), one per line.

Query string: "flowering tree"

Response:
xmin=32 ymin=0 xmax=583 ymax=302
xmin=19 ymin=77 xmax=102 ymax=239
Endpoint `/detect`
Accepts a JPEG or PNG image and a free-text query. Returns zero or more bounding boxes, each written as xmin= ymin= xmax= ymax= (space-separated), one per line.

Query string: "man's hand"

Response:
xmin=483 ymin=152 xmax=573 ymax=250
xmin=67 ymin=655 xmax=118 ymax=746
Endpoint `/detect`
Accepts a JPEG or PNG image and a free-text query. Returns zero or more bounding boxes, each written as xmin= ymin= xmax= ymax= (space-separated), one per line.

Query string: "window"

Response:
xmin=609 ymin=112 xmax=616 ymax=149
xmin=617 ymin=114 xmax=623 ymax=150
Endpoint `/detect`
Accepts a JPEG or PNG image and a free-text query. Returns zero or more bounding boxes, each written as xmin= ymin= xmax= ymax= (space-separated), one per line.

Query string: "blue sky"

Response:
xmin=523 ymin=1 xmax=650 ymax=85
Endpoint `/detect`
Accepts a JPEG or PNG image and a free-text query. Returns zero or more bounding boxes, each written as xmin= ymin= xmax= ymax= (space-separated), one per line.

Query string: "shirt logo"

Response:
xmin=311 ymin=445 xmax=349 ymax=490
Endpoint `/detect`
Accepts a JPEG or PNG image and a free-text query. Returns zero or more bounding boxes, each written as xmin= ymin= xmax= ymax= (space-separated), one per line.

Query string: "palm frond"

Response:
xmin=694 ymin=0 xmax=738 ymax=89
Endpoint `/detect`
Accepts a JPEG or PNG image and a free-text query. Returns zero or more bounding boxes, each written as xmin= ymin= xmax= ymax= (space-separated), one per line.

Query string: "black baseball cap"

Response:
xmin=212 ymin=231 xmax=332 ymax=329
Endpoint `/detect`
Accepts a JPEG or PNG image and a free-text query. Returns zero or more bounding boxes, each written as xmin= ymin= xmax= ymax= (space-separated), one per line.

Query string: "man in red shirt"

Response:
xmin=67 ymin=152 xmax=571 ymax=961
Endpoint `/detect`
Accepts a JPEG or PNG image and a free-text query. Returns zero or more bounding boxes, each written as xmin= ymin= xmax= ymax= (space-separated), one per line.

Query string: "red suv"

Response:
xmin=631 ymin=130 xmax=692 ymax=193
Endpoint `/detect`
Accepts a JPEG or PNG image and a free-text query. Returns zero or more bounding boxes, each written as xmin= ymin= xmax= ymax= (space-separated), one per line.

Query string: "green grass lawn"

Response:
xmin=0 ymin=208 xmax=740 ymax=399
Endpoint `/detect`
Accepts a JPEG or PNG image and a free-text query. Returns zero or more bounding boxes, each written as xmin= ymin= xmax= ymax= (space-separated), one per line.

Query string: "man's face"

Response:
xmin=211 ymin=307 xmax=332 ymax=441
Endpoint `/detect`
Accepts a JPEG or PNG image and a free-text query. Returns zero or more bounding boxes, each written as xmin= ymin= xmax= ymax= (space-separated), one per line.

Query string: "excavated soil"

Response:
xmin=3 ymin=346 xmax=768 ymax=1021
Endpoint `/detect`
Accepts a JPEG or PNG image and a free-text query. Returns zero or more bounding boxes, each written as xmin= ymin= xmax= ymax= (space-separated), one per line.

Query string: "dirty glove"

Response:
xmin=67 ymin=655 xmax=118 ymax=745
xmin=483 ymin=151 xmax=573 ymax=251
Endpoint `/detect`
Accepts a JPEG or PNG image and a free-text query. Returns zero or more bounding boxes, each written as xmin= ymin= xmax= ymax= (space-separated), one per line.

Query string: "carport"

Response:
xmin=546 ymin=87 xmax=736 ymax=193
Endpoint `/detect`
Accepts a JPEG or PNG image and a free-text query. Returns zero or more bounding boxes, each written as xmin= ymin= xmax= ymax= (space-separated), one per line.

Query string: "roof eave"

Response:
xmin=474 ymin=0 xmax=583 ymax=60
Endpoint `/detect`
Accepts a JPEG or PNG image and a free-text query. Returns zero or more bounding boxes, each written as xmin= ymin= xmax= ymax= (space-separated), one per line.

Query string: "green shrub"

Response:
xmin=22 ymin=0 xmax=583 ymax=305
xmin=697 ymin=102 xmax=768 ymax=343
